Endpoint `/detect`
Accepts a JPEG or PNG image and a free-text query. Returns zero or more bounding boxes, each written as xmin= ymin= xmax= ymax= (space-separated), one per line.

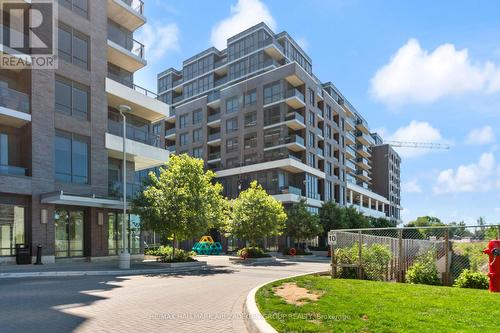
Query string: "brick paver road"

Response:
xmin=0 ymin=256 xmax=329 ymax=333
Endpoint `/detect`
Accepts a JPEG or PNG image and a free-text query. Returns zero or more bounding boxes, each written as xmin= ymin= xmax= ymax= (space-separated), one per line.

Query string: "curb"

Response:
xmin=243 ymin=270 xmax=330 ymax=333
xmin=0 ymin=265 xmax=209 ymax=279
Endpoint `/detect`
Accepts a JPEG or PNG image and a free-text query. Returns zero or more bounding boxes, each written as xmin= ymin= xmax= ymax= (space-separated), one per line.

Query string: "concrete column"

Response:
xmin=349 ymin=190 xmax=353 ymax=204
xmin=382 ymin=202 xmax=385 ymax=213
xmin=368 ymin=197 xmax=372 ymax=210
xmin=376 ymin=200 xmax=379 ymax=211
xmin=360 ymin=194 xmax=364 ymax=207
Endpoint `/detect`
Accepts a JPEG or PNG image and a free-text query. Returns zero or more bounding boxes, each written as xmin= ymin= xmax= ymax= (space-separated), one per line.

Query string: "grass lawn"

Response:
xmin=256 ymin=275 xmax=499 ymax=332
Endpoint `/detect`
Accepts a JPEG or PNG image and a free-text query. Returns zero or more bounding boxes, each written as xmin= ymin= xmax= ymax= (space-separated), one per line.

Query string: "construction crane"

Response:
xmin=383 ymin=140 xmax=450 ymax=150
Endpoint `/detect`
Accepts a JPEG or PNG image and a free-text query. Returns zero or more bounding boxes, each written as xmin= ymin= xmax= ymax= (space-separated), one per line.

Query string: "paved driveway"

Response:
xmin=0 ymin=256 xmax=329 ymax=333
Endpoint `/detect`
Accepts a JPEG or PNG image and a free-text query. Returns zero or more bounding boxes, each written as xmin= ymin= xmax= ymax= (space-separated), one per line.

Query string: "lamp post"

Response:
xmin=118 ymin=105 xmax=132 ymax=269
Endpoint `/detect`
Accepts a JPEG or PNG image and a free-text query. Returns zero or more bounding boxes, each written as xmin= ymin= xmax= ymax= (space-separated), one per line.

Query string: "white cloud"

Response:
xmin=465 ymin=126 xmax=495 ymax=145
xmin=210 ymin=0 xmax=276 ymax=50
xmin=434 ymin=153 xmax=499 ymax=194
xmin=371 ymin=39 xmax=500 ymax=106
xmin=384 ymin=120 xmax=444 ymax=158
xmin=137 ymin=22 xmax=180 ymax=61
xmin=402 ymin=180 xmax=422 ymax=193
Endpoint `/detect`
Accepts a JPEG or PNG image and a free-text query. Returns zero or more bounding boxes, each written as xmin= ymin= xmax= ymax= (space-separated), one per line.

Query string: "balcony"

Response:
xmin=107 ymin=33 xmax=146 ymax=72
xmin=317 ymin=128 xmax=324 ymax=140
xmin=265 ymin=134 xmax=305 ymax=152
xmin=345 ymin=159 xmax=356 ymax=172
xmin=0 ymin=165 xmax=28 ymax=177
xmin=165 ymin=128 xmax=176 ymax=139
xmin=106 ymin=78 xmax=168 ymax=122
xmin=356 ymin=131 xmax=374 ymax=147
xmin=207 ymin=113 xmax=221 ymax=126
xmin=107 ymin=0 xmax=146 ymax=31
xmin=356 ymin=169 xmax=371 ymax=183
xmin=207 ymin=152 xmax=221 ymax=162
xmin=344 ymin=131 xmax=356 ymax=145
xmin=284 ymin=111 xmax=305 ymax=130
xmin=356 ymin=157 xmax=371 ymax=170
xmin=167 ymin=145 xmax=176 ymax=153
xmin=0 ymin=84 xmax=31 ymax=127
xmin=207 ymin=132 xmax=221 ymax=145
xmin=356 ymin=118 xmax=370 ymax=134
xmin=345 ymin=145 xmax=356 ymax=159
xmin=317 ymin=147 xmax=324 ymax=159
xmin=279 ymin=186 xmax=302 ymax=196
xmin=356 ymin=144 xmax=371 ymax=158
xmin=344 ymin=117 xmax=355 ymax=131
xmin=262 ymin=38 xmax=285 ymax=61
xmin=108 ymin=119 xmax=161 ymax=147
xmin=105 ymin=132 xmax=169 ymax=171
xmin=285 ymin=88 xmax=306 ymax=109
xmin=207 ymin=90 xmax=221 ymax=108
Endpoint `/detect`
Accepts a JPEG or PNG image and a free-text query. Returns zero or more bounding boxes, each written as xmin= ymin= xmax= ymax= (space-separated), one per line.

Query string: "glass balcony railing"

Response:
xmin=208 ymin=132 xmax=221 ymax=141
xmin=207 ymin=90 xmax=220 ymax=103
xmin=165 ymin=128 xmax=176 ymax=136
xmin=108 ymin=29 xmax=145 ymax=60
xmin=107 ymin=75 xmax=158 ymax=98
xmin=345 ymin=159 xmax=356 ymax=170
xmin=345 ymin=117 xmax=355 ymax=129
xmin=317 ymin=147 xmax=324 ymax=157
xmin=172 ymin=95 xmax=183 ymax=104
xmin=208 ymin=152 xmax=221 ymax=160
xmin=108 ymin=119 xmax=161 ymax=147
xmin=285 ymin=111 xmax=305 ymax=125
xmin=207 ymin=113 xmax=221 ymax=122
xmin=345 ymin=132 xmax=356 ymax=143
xmin=317 ymin=128 xmax=324 ymax=138
xmin=214 ymin=57 xmax=227 ymax=68
xmin=345 ymin=146 xmax=356 ymax=157
xmin=120 ymin=0 xmax=144 ymax=15
xmin=167 ymin=145 xmax=176 ymax=152
xmin=0 ymin=164 xmax=28 ymax=176
xmin=214 ymin=76 xmax=228 ymax=87
xmin=279 ymin=185 xmax=302 ymax=196
xmin=285 ymin=88 xmax=305 ymax=103
xmin=0 ymin=85 xmax=30 ymax=113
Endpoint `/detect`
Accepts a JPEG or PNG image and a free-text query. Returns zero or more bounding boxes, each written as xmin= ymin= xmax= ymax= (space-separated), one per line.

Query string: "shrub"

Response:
xmin=237 ymin=246 xmax=271 ymax=258
xmin=148 ymin=246 xmax=196 ymax=263
xmin=453 ymin=269 xmax=489 ymax=289
xmin=406 ymin=251 xmax=441 ymax=285
xmin=335 ymin=243 xmax=392 ymax=281
xmin=282 ymin=247 xmax=313 ymax=255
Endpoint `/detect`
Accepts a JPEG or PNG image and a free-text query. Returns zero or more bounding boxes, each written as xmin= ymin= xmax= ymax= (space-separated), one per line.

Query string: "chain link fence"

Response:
xmin=330 ymin=225 xmax=500 ymax=285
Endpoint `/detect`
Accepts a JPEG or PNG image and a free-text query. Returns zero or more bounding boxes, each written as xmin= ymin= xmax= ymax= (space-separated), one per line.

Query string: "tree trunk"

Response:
xmin=172 ymin=233 xmax=176 ymax=262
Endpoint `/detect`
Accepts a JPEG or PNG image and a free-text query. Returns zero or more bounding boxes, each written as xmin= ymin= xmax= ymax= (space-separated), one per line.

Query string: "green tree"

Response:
xmin=406 ymin=216 xmax=445 ymax=238
xmin=285 ymin=199 xmax=323 ymax=247
xmin=228 ymin=181 xmax=286 ymax=247
xmin=369 ymin=217 xmax=393 ymax=228
xmin=345 ymin=205 xmax=370 ymax=229
xmin=319 ymin=201 xmax=348 ymax=232
xmin=132 ymin=154 xmax=228 ymax=259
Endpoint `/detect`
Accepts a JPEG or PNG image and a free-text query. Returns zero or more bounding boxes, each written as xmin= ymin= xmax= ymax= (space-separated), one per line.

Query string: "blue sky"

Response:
xmin=135 ymin=0 xmax=500 ymax=225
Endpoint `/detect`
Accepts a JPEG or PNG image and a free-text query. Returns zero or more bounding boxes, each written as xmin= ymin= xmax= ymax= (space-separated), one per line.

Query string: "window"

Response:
xmin=264 ymin=105 xmax=281 ymax=126
xmin=326 ymin=162 xmax=332 ymax=176
xmin=308 ymin=131 xmax=315 ymax=147
xmin=244 ymin=111 xmax=257 ymax=127
xmin=55 ymin=131 xmax=89 ymax=184
xmin=58 ymin=25 xmax=89 ymax=69
xmin=226 ymin=117 xmax=238 ymax=133
xmin=326 ymin=143 xmax=332 ymax=157
xmin=226 ymin=137 xmax=239 ymax=153
xmin=244 ymin=132 xmax=257 ymax=149
xmin=192 ymin=147 xmax=203 ymax=158
xmin=179 ymin=133 xmax=188 ymax=146
xmin=244 ymin=89 xmax=257 ymax=106
xmin=193 ymin=109 xmax=203 ymax=124
xmin=326 ymin=105 xmax=332 ymax=120
xmin=326 ymin=125 xmax=332 ymax=139
xmin=179 ymin=114 xmax=188 ymax=129
xmin=226 ymin=96 xmax=240 ymax=113
xmin=192 ymin=128 xmax=202 ymax=143
xmin=0 ymin=204 xmax=25 ymax=256
xmin=307 ymin=152 xmax=315 ymax=168
xmin=59 ymin=0 xmax=88 ymax=18
xmin=263 ymin=81 xmax=282 ymax=105
xmin=308 ymin=111 xmax=315 ymax=126
xmin=226 ymin=157 xmax=239 ymax=168
xmin=55 ymin=77 xmax=89 ymax=119
xmin=308 ymin=88 xmax=315 ymax=105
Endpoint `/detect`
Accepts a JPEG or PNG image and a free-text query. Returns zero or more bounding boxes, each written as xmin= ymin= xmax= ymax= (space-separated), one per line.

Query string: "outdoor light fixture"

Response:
xmin=118 ymin=104 xmax=132 ymax=269
xmin=41 ymin=209 xmax=47 ymax=224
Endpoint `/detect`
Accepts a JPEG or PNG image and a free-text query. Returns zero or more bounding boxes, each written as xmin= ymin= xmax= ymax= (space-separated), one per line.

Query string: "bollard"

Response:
xmin=34 ymin=244 xmax=43 ymax=265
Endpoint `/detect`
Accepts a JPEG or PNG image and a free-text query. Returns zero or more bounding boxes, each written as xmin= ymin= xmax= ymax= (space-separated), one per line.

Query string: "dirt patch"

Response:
xmin=273 ymin=282 xmax=323 ymax=306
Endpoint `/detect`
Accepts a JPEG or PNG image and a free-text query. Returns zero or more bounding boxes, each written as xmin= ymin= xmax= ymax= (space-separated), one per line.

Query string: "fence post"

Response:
xmin=397 ymin=229 xmax=403 ymax=282
xmin=444 ymin=228 xmax=450 ymax=286
xmin=330 ymin=244 xmax=337 ymax=278
xmin=358 ymin=231 xmax=363 ymax=279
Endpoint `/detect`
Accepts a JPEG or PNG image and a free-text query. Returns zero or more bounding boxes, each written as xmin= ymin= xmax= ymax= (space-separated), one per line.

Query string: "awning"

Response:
xmin=41 ymin=191 xmax=131 ymax=209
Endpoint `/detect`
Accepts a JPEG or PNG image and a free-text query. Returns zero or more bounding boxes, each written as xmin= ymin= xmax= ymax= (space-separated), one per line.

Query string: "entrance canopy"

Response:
xmin=41 ymin=191 xmax=131 ymax=209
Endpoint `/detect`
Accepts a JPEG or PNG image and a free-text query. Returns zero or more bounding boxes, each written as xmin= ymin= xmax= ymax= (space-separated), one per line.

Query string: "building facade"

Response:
xmin=157 ymin=22 xmax=400 ymax=220
xmin=0 ymin=0 xmax=169 ymax=263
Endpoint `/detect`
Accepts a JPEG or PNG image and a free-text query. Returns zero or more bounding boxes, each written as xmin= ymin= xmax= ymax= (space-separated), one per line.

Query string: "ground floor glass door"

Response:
xmin=54 ymin=209 xmax=84 ymax=257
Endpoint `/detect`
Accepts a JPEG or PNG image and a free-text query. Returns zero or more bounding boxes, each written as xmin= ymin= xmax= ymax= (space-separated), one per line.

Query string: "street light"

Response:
xmin=118 ymin=104 xmax=132 ymax=269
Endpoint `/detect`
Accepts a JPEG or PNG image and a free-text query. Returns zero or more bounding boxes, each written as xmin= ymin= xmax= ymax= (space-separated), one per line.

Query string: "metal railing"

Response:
xmin=285 ymin=111 xmax=305 ymax=125
xmin=0 ymin=164 xmax=28 ymax=176
xmin=207 ymin=90 xmax=220 ymax=103
xmin=285 ymin=88 xmax=305 ymax=103
xmin=208 ymin=132 xmax=221 ymax=141
xmin=108 ymin=31 xmax=145 ymax=59
xmin=207 ymin=113 xmax=221 ymax=122
xmin=0 ymin=85 xmax=30 ymax=113
xmin=208 ymin=152 xmax=221 ymax=160
xmin=107 ymin=75 xmax=158 ymax=98
xmin=165 ymin=128 xmax=176 ymax=137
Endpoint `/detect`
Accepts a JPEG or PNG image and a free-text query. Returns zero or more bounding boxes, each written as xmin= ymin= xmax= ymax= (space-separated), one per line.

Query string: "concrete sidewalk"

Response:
xmin=0 ymin=259 xmax=208 ymax=278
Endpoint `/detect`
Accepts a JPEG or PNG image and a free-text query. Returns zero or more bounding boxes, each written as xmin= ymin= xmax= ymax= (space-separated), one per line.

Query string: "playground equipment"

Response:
xmin=192 ymin=236 xmax=222 ymax=255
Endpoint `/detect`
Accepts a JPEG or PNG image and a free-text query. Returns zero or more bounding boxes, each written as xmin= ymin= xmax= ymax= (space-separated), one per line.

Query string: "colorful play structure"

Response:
xmin=192 ymin=236 xmax=223 ymax=255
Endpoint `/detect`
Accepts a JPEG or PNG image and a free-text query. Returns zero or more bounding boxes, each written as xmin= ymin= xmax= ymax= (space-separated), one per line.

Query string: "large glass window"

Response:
xmin=244 ymin=89 xmax=257 ymax=106
xmin=107 ymin=212 xmax=141 ymax=255
xmin=55 ymin=76 xmax=89 ymax=119
xmin=55 ymin=131 xmax=89 ymax=184
xmin=0 ymin=204 xmax=25 ymax=256
xmin=58 ymin=25 xmax=89 ymax=69
xmin=59 ymin=0 xmax=88 ymax=18
xmin=263 ymin=81 xmax=282 ymax=105
xmin=179 ymin=114 xmax=188 ymax=129
xmin=226 ymin=137 xmax=239 ymax=153
xmin=193 ymin=109 xmax=203 ymax=124
xmin=226 ymin=117 xmax=238 ymax=133
xmin=226 ymin=96 xmax=240 ymax=114
xmin=192 ymin=128 xmax=202 ymax=143
xmin=179 ymin=133 xmax=188 ymax=146
xmin=244 ymin=111 xmax=257 ymax=127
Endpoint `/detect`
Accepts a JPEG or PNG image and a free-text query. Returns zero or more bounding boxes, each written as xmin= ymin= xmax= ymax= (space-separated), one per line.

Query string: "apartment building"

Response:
xmin=157 ymin=22 xmax=397 ymax=220
xmin=0 ymin=0 xmax=169 ymax=263
xmin=371 ymin=133 xmax=402 ymax=224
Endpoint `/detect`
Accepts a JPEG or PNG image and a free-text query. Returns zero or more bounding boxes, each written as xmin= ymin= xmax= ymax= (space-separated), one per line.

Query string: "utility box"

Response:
xmin=15 ymin=244 xmax=31 ymax=265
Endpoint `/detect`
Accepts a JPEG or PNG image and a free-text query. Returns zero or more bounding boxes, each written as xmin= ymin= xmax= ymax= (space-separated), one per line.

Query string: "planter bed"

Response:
xmin=229 ymin=256 xmax=277 ymax=263
xmin=142 ymin=260 xmax=207 ymax=268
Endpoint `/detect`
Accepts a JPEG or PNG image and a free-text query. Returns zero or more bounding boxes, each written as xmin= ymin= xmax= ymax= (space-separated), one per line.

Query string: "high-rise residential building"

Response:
xmin=0 ymin=0 xmax=169 ymax=263
xmin=371 ymin=133 xmax=402 ymax=224
xmin=157 ymin=22 xmax=398 ymax=221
